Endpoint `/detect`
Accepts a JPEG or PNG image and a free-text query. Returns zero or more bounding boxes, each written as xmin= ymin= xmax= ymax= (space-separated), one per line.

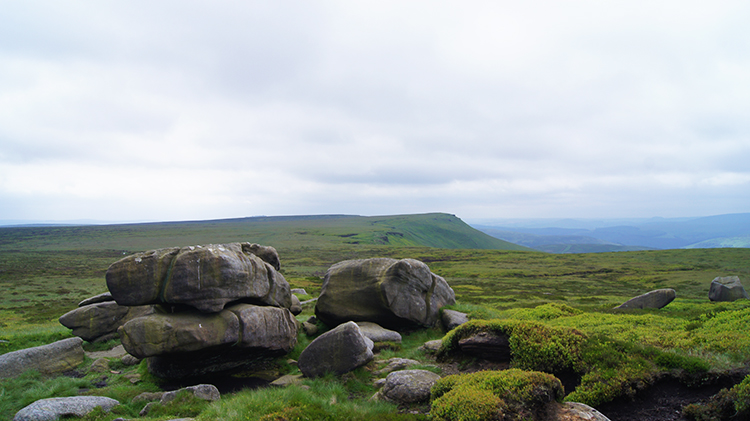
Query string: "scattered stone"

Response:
xmin=125 ymin=373 xmax=141 ymax=384
xmin=420 ymin=339 xmax=443 ymax=353
xmin=132 ymin=392 xmax=164 ymax=403
xmin=88 ymin=358 xmax=110 ymax=373
xmin=78 ymin=292 xmax=114 ymax=307
xmin=86 ymin=344 xmax=128 ymax=360
xmin=270 ymin=373 xmax=304 ymax=387
xmin=121 ymin=353 xmax=141 ymax=366
xmin=373 ymin=378 xmax=387 ymax=388
xmin=161 ymin=384 xmax=220 ymax=404
xmin=356 ymin=322 xmax=402 ymax=343
xmin=373 ymin=369 xmax=441 ymax=404
xmin=375 ymin=358 xmax=421 ymax=376
xmin=709 ymin=276 xmax=749 ymax=302
xmin=441 ymin=309 xmax=469 ymax=330
xmin=0 ymin=337 xmax=84 ymax=378
xmin=291 ymin=288 xmax=308 ymax=295
xmin=139 ymin=402 xmax=157 ymax=416
xmin=14 ymin=396 xmax=119 ymax=421
xmin=106 ymin=242 xmax=292 ymax=312
xmin=302 ymin=321 xmax=319 ymax=336
xmin=59 ymin=301 xmax=155 ymax=342
xmin=298 ymin=321 xmax=374 ymax=378
xmin=458 ymin=330 xmax=511 ymax=361
xmin=315 ymin=258 xmax=456 ymax=329
xmin=615 ymin=288 xmax=676 ymax=310
xmin=290 ymin=295 xmax=302 ymax=315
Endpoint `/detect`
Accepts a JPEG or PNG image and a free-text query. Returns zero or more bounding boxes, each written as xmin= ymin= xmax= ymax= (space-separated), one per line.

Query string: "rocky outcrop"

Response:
xmin=78 ymin=292 xmax=114 ymax=307
xmin=709 ymin=276 xmax=749 ymax=302
xmin=59 ymin=300 xmax=155 ymax=342
xmin=106 ymin=242 xmax=291 ymax=312
xmin=315 ymin=258 xmax=455 ymax=329
xmin=441 ymin=309 xmax=469 ymax=330
xmin=374 ymin=369 xmax=441 ymax=404
xmin=0 ymin=337 xmax=84 ymax=378
xmin=298 ymin=321 xmax=374 ymax=377
xmin=614 ymin=288 xmax=676 ymax=310
xmin=13 ymin=396 xmax=119 ymax=421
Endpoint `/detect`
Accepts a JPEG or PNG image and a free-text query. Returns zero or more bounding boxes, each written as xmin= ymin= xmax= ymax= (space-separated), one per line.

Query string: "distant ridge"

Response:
xmin=0 ymin=212 xmax=531 ymax=252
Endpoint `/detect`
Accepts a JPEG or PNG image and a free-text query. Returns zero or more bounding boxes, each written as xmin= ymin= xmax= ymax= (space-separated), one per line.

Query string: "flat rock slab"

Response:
xmin=615 ymin=288 xmax=676 ymax=310
xmin=14 ymin=396 xmax=119 ymax=421
xmin=0 ymin=337 xmax=84 ymax=378
xmin=356 ymin=322 xmax=402 ymax=343
xmin=86 ymin=344 xmax=128 ymax=360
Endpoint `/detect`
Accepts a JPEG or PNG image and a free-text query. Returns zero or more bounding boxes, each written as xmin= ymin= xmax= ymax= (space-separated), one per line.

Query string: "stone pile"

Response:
xmin=71 ymin=242 xmax=299 ymax=380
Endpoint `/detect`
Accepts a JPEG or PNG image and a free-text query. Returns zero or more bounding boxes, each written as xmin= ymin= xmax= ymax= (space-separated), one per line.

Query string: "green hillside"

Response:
xmin=0 ymin=213 xmax=529 ymax=252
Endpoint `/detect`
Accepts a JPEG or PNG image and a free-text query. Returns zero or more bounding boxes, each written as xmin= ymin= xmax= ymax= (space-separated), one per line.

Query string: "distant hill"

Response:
xmin=0 ymin=213 xmax=531 ymax=252
xmin=472 ymin=213 xmax=750 ymax=253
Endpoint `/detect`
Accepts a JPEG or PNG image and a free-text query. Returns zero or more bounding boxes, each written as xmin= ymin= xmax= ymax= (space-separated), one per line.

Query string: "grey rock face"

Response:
xmin=226 ymin=304 xmax=298 ymax=353
xmin=0 ymin=337 xmax=84 ymax=378
xmin=315 ymin=258 xmax=455 ymax=329
xmin=556 ymin=402 xmax=611 ymax=420
xmin=59 ymin=301 xmax=155 ymax=342
xmin=614 ymin=288 xmax=676 ymax=310
xmin=458 ymin=331 xmax=511 ymax=361
xmin=709 ymin=276 xmax=750 ymax=302
xmin=356 ymin=322 xmax=402 ymax=343
xmin=78 ymin=292 xmax=114 ymax=307
xmin=106 ymin=242 xmax=291 ymax=312
xmin=14 ymin=396 xmax=119 ymax=421
xmin=161 ymin=384 xmax=220 ymax=404
xmin=374 ymin=358 xmax=421 ymax=376
xmin=298 ymin=321 xmax=374 ymax=377
xmin=441 ymin=309 xmax=469 ymax=330
xmin=377 ymin=369 xmax=441 ymax=404
xmin=290 ymin=295 xmax=302 ymax=315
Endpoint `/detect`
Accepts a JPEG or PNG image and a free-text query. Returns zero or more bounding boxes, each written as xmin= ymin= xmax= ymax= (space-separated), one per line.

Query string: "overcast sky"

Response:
xmin=1 ymin=1 xmax=749 ymax=223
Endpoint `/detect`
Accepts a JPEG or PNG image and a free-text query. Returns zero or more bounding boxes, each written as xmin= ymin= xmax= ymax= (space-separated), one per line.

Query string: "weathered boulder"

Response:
xmin=119 ymin=310 xmax=241 ymax=359
xmin=315 ymin=258 xmax=455 ymax=329
xmin=374 ymin=369 xmax=441 ymax=404
xmin=226 ymin=304 xmax=298 ymax=353
xmin=106 ymin=242 xmax=291 ymax=313
xmin=356 ymin=322 xmax=402 ymax=343
xmin=709 ymin=276 xmax=750 ymax=302
xmin=0 ymin=337 xmax=84 ymax=378
xmin=291 ymin=288 xmax=308 ymax=295
xmin=614 ymin=288 xmax=676 ymax=310
xmin=457 ymin=330 xmax=511 ymax=361
xmin=59 ymin=301 xmax=155 ymax=342
xmin=78 ymin=292 xmax=114 ymax=307
xmin=298 ymin=321 xmax=374 ymax=378
xmin=14 ymin=396 xmax=119 ymax=421
xmin=441 ymin=309 xmax=469 ymax=330
xmin=420 ymin=339 xmax=443 ymax=354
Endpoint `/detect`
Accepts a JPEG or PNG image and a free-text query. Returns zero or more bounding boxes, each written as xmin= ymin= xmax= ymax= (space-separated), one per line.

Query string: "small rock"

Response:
xmin=556 ymin=402 xmax=611 ymax=420
xmin=420 ymin=339 xmax=443 ymax=353
xmin=139 ymin=401 xmax=157 ymax=416
xmin=132 ymin=392 xmax=165 ymax=404
xmin=121 ymin=354 xmax=141 ymax=366
xmin=125 ymin=373 xmax=141 ymax=384
xmin=270 ymin=373 xmax=304 ymax=387
xmin=356 ymin=322 xmax=402 ymax=343
xmin=161 ymin=384 xmax=220 ymax=404
xmin=78 ymin=292 xmax=114 ymax=307
xmin=88 ymin=358 xmax=110 ymax=373
xmin=375 ymin=358 xmax=421 ymax=376
xmin=302 ymin=321 xmax=319 ymax=336
xmin=291 ymin=288 xmax=308 ymax=295
xmin=615 ymin=289 xmax=676 ymax=310
xmin=709 ymin=276 xmax=749 ymax=302
xmin=14 ymin=396 xmax=120 ymax=421
xmin=375 ymin=369 xmax=441 ymax=404
xmin=291 ymin=295 xmax=302 ymax=315
xmin=441 ymin=309 xmax=469 ymax=330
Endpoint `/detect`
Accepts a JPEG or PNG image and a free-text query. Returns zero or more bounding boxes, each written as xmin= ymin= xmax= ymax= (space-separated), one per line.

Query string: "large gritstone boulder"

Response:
xmin=0 ymin=338 xmax=84 ymax=378
xmin=298 ymin=321 xmax=374 ymax=378
xmin=709 ymin=276 xmax=750 ymax=302
xmin=315 ymin=258 xmax=455 ymax=329
xmin=59 ymin=301 xmax=155 ymax=342
xmin=106 ymin=242 xmax=291 ymax=313
xmin=614 ymin=288 xmax=676 ymax=310
xmin=120 ymin=304 xmax=298 ymax=359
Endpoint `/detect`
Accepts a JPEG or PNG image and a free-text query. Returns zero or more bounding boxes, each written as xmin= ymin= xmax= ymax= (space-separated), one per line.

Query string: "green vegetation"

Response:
xmin=431 ymin=369 xmax=564 ymax=421
xmin=1 ymin=215 xmax=750 ymax=420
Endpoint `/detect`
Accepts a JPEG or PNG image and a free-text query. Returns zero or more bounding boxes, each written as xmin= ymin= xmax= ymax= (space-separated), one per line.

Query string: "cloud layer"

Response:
xmin=1 ymin=1 xmax=749 ymax=222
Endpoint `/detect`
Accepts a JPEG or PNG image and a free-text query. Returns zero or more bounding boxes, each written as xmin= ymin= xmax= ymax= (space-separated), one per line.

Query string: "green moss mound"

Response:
xmin=430 ymin=369 xmax=564 ymax=421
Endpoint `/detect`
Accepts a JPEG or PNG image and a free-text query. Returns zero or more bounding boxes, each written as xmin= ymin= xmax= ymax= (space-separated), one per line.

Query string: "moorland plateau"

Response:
xmin=1 ymin=213 xmax=749 ymax=420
